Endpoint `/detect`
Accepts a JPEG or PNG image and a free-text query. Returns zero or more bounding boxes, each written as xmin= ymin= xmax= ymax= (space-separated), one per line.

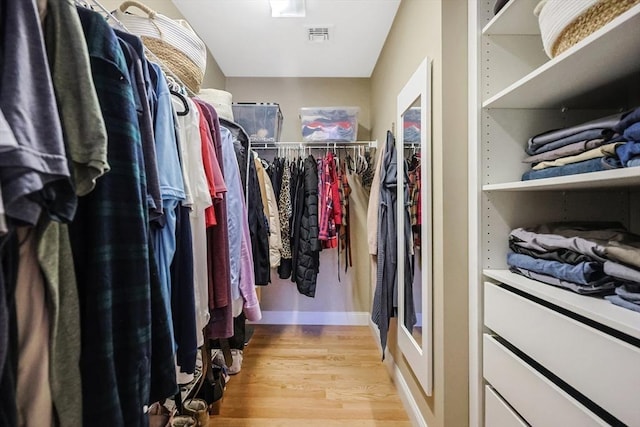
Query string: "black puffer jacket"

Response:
xmin=292 ymin=156 xmax=321 ymax=297
xmin=247 ymin=153 xmax=271 ymax=285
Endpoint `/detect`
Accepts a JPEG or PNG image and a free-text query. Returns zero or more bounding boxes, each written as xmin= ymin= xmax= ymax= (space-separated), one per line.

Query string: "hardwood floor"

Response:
xmin=211 ymin=324 xmax=412 ymax=426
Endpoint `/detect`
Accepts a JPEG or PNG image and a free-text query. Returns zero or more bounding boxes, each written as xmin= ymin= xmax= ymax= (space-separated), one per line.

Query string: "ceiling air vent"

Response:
xmin=307 ymin=27 xmax=330 ymax=42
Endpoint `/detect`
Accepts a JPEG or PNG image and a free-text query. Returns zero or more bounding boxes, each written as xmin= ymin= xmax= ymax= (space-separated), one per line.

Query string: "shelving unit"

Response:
xmin=483 ymin=4 xmax=640 ymax=109
xmin=469 ymin=1 xmax=640 ymax=426
xmin=483 ymin=269 xmax=640 ymax=341
xmin=483 ymin=167 xmax=640 ymax=192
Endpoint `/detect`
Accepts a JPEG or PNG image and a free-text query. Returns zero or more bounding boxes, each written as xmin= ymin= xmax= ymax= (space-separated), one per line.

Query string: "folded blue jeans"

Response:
xmin=522 ymin=156 xmax=621 ymax=181
xmin=507 ymin=252 xmax=605 ymax=285
xmin=510 ymin=266 xmax=618 ymax=295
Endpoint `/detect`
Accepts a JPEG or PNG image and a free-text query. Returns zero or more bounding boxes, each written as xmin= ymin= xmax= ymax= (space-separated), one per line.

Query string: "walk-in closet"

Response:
xmin=8 ymin=0 xmax=639 ymax=426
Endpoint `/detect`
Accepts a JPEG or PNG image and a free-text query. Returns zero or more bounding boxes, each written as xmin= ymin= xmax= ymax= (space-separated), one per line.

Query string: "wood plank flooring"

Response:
xmin=211 ymin=324 xmax=412 ymax=426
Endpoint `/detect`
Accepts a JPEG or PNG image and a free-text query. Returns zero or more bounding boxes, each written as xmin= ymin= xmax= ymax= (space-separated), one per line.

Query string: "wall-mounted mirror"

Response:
xmin=397 ymin=57 xmax=432 ymax=395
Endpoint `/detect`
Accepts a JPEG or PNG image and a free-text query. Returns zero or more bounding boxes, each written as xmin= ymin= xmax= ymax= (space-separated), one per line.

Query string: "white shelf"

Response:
xmin=483 ymin=167 xmax=640 ymax=192
xmin=483 ymin=4 xmax=640 ymax=109
xmin=482 ymin=0 xmax=540 ymax=35
xmin=483 ymin=269 xmax=640 ymax=341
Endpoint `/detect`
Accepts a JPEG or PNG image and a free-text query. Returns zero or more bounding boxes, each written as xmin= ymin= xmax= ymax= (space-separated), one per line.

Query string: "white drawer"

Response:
xmin=484 ymin=282 xmax=640 ymax=427
xmin=485 ymin=385 xmax=528 ymax=427
xmin=484 ymin=334 xmax=608 ymax=427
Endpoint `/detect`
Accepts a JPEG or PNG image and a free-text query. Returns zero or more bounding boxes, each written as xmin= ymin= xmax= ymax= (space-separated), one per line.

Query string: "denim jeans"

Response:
xmin=522 ymin=156 xmax=621 ymax=181
xmin=510 ymin=266 xmax=617 ymax=295
xmin=616 ymin=122 xmax=640 ymax=165
xmin=614 ymin=106 xmax=640 ymax=133
xmin=507 ymin=252 xmax=605 ymax=285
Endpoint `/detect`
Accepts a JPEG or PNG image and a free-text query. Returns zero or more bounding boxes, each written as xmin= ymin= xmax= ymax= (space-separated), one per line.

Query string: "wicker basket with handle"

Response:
xmin=114 ymin=0 xmax=207 ymax=93
xmin=537 ymin=0 xmax=640 ymax=58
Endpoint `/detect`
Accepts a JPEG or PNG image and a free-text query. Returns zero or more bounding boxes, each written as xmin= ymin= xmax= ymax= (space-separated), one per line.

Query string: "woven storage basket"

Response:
xmin=197 ymin=89 xmax=234 ymax=122
xmin=114 ymin=0 xmax=207 ymax=93
xmin=538 ymin=0 xmax=640 ymax=58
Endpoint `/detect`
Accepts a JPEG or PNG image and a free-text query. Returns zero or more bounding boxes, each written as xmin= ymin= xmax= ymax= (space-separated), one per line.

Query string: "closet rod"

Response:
xmin=250 ymin=141 xmax=377 ymax=150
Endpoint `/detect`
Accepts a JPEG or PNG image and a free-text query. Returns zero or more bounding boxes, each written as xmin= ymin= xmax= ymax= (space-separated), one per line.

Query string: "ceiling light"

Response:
xmin=270 ymin=0 xmax=306 ymax=17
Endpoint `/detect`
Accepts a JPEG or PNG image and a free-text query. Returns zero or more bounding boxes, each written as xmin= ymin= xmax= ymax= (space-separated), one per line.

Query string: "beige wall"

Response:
xmin=99 ymin=0 xmax=226 ymax=89
xmin=225 ymin=78 xmax=371 ymax=142
xmin=226 ymin=77 xmax=372 ymax=314
xmin=370 ymin=1 xmax=469 ymax=426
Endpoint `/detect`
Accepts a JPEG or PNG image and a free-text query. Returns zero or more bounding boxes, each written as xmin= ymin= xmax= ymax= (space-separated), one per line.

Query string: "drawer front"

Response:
xmin=485 ymin=385 xmax=528 ymax=427
xmin=484 ymin=283 xmax=640 ymax=427
xmin=484 ymin=334 xmax=608 ymax=427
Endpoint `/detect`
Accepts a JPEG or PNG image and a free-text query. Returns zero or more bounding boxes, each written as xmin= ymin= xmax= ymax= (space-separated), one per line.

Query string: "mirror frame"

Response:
xmin=397 ymin=57 xmax=433 ymax=395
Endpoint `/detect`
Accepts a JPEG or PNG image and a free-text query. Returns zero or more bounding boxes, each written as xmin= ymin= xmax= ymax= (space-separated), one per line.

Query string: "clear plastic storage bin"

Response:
xmin=232 ymin=103 xmax=283 ymax=142
xmin=300 ymin=106 xmax=359 ymax=142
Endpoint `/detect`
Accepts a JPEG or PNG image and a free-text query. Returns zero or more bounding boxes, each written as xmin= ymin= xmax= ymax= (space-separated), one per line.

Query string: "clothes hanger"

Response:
xmin=74 ymin=0 xmax=92 ymax=9
xmin=170 ymin=90 xmax=190 ymax=116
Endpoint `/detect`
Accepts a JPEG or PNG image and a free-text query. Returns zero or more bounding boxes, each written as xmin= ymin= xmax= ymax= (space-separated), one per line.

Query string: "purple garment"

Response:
xmin=0 ymin=0 xmax=75 ymax=225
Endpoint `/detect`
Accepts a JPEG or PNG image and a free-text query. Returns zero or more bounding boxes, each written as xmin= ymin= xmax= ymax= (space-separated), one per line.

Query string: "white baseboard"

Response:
xmin=392 ymin=357 xmax=429 ymax=427
xmin=251 ymin=311 xmax=370 ymax=326
xmin=368 ymin=320 xmax=428 ymax=427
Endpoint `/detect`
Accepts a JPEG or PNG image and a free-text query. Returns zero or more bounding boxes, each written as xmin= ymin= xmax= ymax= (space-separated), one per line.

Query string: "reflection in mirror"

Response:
xmin=402 ymin=97 xmax=422 ymax=348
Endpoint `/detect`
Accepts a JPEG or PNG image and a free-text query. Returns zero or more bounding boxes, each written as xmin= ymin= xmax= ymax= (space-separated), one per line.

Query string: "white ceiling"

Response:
xmin=172 ymin=0 xmax=401 ymax=78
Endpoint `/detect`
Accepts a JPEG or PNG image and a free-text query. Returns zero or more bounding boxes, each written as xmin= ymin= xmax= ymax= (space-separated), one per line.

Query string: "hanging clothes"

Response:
xmin=73 ymin=8 xmax=161 ymax=426
xmin=371 ymin=131 xmax=415 ymax=357
xmin=254 ymin=155 xmax=283 ymax=268
xmin=114 ymin=30 xmax=163 ymax=220
xmin=220 ymin=127 xmax=261 ymax=321
xmin=246 ymin=151 xmax=271 ymax=285
xmin=338 ymin=157 xmax=353 ymax=272
xmin=372 ymin=131 xmax=397 ymax=356
xmin=174 ymin=98 xmax=212 ymax=349
xmin=41 ymin=0 xmax=109 ymax=424
xmin=292 ymin=156 xmax=321 ymax=297
xmin=194 ymin=99 xmax=234 ymax=340
xmin=318 ymin=151 xmax=342 ymax=249
xmin=277 ymin=159 xmax=293 ymax=279
xmin=408 ymin=152 xmax=422 ymax=249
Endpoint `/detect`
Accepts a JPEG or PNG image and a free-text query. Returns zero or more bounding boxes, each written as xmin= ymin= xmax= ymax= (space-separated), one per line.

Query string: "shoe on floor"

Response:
xmin=228 ymin=349 xmax=243 ymax=375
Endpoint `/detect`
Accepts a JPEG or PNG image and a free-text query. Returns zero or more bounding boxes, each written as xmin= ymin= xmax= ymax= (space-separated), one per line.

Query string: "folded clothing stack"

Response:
xmin=508 ymin=222 xmax=640 ymax=313
xmin=300 ymin=107 xmax=359 ymax=142
xmin=521 ymin=107 xmax=640 ymax=180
